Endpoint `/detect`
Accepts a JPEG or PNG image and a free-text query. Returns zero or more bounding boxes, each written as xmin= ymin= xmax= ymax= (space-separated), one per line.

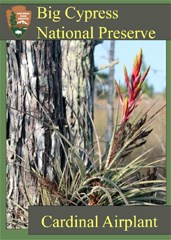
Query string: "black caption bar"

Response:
xmin=29 ymin=206 xmax=171 ymax=235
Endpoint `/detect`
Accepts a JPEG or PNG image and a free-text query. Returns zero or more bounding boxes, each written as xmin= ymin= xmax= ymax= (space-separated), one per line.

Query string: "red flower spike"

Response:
xmin=133 ymin=82 xmax=141 ymax=99
xmin=122 ymin=97 xmax=129 ymax=123
xmin=108 ymin=49 xmax=150 ymax=165
xmin=115 ymin=49 xmax=150 ymax=125
xmin=124 ymin=66 xmax=129 ymax=88
xmin=132 ymin=57 xmax=139 ymax=79
xmin=114 ymin=80 xmax=123 ymax=104
xmin=133 ymin=74 xmax=141 ymax=89
xmin=132 ymin=49 xmax=142 ymax=80
xmin=140 ymin=66 xmax=150 ymax=84
xmin=137 ymin=48 xmax=142 ymax=71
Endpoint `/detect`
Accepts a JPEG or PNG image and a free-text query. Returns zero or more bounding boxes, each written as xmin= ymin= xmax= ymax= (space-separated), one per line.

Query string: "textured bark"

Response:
xmin=106 ymin=41 xmax=115 ymax=147
xmin=6 ymin=40 xmax=66 ymax=228
xmin=61 ymin=40 xmax=95 ymax=166
xmin=6 ymin=40 xmax=95 ymax=228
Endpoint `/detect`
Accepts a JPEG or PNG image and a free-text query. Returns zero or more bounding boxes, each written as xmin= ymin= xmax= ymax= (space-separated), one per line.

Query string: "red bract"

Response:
xmin=115 ymin=49 xmax=150 ymax=124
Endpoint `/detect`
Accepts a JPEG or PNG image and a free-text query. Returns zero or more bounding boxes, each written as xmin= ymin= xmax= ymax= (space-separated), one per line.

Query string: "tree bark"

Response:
xmin=106 ymin=41 xmax=115 ymax=148
xmin=6 ymin=40 xmax=66 ymax=228
xmin=61 ymin=40 xmax=95 ymax=167
xmin=6 ymin=40 xmax=95 ymax=228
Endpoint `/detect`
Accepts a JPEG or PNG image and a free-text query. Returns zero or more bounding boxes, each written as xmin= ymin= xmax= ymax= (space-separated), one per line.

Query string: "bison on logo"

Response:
xmin=6 ymin=6 xmax=32 ymax=38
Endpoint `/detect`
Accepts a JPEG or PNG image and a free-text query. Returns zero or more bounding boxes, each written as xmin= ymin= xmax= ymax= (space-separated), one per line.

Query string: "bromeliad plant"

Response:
xmin=106 ymin=49 xmax=153 ymax=168
xmin=30 ymin=49 xmax=165 ymax=211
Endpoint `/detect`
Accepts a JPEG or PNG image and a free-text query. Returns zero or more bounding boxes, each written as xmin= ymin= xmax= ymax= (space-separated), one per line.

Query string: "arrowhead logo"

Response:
xmin=6 ymin=6 xmax=32 ymax=38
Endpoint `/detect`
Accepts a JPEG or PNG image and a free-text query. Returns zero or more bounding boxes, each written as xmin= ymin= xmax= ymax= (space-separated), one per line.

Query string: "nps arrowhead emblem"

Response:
xmin=6 ymin=6 xmax=32 ymax=38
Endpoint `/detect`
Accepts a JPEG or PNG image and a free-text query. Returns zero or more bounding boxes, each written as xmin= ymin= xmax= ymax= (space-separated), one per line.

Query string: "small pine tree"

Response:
xmin=10 ymin=12 xmax=17 ymax=28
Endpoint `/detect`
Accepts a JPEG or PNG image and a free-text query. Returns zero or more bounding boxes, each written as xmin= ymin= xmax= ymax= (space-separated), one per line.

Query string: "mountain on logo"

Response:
xmin=17 ymin=20 xmax=29 ymax=25
xmin=6 ymin=6 xmax=32 ymax=38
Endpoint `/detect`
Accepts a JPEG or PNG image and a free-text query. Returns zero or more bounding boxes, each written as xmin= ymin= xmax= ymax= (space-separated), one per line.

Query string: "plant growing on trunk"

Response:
xmin=7 ymin=47 xmax=166 ymax=229
xmin=32 ymin=49 xmax=165 ymax=209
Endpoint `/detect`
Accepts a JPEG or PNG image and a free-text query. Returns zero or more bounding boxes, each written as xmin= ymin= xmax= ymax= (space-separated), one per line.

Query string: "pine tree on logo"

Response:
xmin=10 ymin=11 xmax=17 ymax=29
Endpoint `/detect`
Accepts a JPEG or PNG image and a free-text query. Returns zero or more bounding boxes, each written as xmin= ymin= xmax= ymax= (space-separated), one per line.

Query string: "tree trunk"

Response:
xmin=106 ymin=41 xmax=115 ymax=148
xmin=61 ymin=40 xmax=95 ymax=167
xmin=6 ymin=40 xmax=95 ymax=228
xmin=6 ymin=40 xmax=66 ymax=228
